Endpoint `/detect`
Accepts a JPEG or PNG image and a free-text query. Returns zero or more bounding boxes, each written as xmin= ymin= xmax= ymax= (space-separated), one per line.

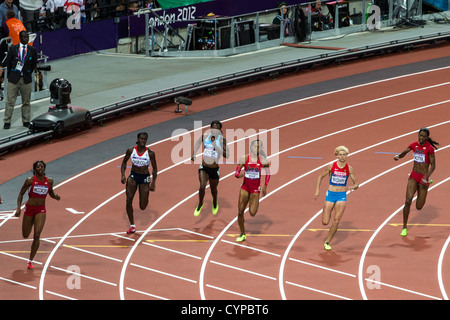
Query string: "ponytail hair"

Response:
xmin=419 ymin=128 xmax=439 ymax=150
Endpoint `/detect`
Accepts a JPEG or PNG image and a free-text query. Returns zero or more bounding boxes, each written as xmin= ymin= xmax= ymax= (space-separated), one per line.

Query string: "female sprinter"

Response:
xmin=314 ymin=146 xmax=358 ymax=251
xmin=14 ymin=161 xmax=61 ymax=270
xmin=394 ymin=128 xmax=438 ymax=237
xmin=121 ymin=132 xmax=157 ymax=234
xmin=191 ymin=120 xmax=228 ymax=216
xmin=234 ymin=139 xmax=270 ymax=242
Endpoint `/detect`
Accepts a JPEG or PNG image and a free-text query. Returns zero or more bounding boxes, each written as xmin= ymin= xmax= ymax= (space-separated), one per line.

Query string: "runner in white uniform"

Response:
xmin=121 ymin=132 xmax=157 ymax=234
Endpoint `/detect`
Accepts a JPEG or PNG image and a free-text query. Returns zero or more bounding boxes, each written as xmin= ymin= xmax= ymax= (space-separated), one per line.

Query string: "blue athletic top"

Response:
xmin=203 ymin=133 xmax=222 ymax=160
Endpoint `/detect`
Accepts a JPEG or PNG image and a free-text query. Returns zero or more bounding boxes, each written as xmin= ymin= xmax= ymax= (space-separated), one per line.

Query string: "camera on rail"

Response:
xmin=29 ymin=78 xmax=92 ymax=135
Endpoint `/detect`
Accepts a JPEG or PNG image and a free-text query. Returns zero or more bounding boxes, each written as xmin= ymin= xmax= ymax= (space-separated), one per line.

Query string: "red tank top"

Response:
xmin=243 ymin=155 xmax=263 ymax=182
xmin=329 ymin=161 xmax=349 ymax=186
xmin=408 ymin=141 xmax=434 ymax=164
xmin=28 ymin=176 xmax=49 ymax=199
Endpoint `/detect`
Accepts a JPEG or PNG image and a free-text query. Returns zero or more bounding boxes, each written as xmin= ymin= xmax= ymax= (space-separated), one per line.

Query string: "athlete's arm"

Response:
xmin=191 ymin=135 xmax=204 ymax=161
xmin=220 ymin=136 xmax=230 ymax=159
xmin=149 ymin=150 xmax=158 ymax=191
xmin=394 ymin=147 xmax=411 ymax=161
xmin=262 ymin=157 xmax=270 ymax=186
xmin=426 ymin=153 xmax=436 ymax=181
xmin=235 ymin=155 xmax=246 ymax=178
xmin=348 ymin=166 xmax=359 ymax=191
xmin=14 ymin=177 xmax=33 ymax=217
xmin=121 ymin=148 xmax=132 ymax=184
xmin=47 ymin=178 xmax=61 ymax=201
xmin=314 ymin=164 xmax=331 ymax=199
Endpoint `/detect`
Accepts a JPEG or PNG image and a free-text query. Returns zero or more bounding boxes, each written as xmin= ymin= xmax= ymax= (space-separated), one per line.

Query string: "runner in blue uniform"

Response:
xmin=191 ymin=120 xmax=228 ymax=216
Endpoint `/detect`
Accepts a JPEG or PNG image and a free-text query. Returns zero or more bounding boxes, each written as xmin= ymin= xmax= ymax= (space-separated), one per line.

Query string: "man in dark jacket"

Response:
xmin=3 ymin=30 xmax=37 ymax=129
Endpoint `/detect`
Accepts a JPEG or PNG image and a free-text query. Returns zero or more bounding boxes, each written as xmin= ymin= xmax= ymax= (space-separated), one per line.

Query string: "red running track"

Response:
xmin=0 ymin=45 xmax=450 ymax=301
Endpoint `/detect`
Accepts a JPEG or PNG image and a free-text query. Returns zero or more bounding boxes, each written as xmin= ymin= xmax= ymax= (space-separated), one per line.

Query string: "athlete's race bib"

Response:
xmin=33 ymin=185 xmax=49 ymax=196
xmin=331 ymin=175 xmax=346 ymax=185
xmin=204 ymin=148 xmax=218 ymax=159
xmin=413 ymin=152 xmax=425 ymax=163
xmin=245 ymin=169 xmax=260 ymax=180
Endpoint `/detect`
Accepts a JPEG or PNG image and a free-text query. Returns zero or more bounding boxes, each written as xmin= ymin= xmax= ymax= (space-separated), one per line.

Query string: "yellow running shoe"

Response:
xmin=400 ymin=228 xmax=407 ymax=237
xmin=194 ymin=204 xmax=204 ymax=217
xmin=236 ymin=234 xmax=247 ymax=242
xmin=212 ymin=203 xmax=219 ymax=215
xmin=324 ymin=242 xmax=332 ymax=251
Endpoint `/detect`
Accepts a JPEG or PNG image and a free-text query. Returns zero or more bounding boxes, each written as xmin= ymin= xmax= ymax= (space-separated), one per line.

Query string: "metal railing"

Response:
xmin=134 ymin=0 xmax=431 ymax=57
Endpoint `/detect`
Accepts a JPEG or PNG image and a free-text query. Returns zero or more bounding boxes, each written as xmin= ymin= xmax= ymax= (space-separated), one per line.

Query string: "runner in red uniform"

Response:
xmin=234 ymin=140 xmax=270 ymax=242
xmin=394 ymin=128 xmax=438 ymax=236
xmin=14 ymin=161 xmax=60 ymax=270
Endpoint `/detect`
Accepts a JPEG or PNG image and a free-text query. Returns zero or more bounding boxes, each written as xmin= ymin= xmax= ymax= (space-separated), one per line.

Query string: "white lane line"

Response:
xmin=130 ymin=263 xmax=197 ymax=283
xmin=364 ymin=279 xmax=442 ymax=300
xmin=210 ymin=260 xmax=277 ymax=281
xmin=201 ymin=119 xmax=450 ymax=300
xmin=125 ymin=287 xmax=170 ymax=300
xmin=358 ymin=174 xmax=450 ymax=300
xmin=62 ymin=244 xmax=123 ymax=262
xmin=279 ymin=134 xmax=450 ymax=300
xmin=205 ymin=284 xmax=260 ymax=300
xmin=288 ymin=257 xmax=356 ymax=278
xmin=220 ymin=239 xmax=281 ymax=257
xmin=45 ymin=290 xmax=77 ymax=300
xmin=50 ymin=265 xmax=117 ymax=287
xmin=35 ymin=100 xmax=450 ymax=299
xmin=285 ymin=281 xmax=352 ymax=300
xmin=120 ymin=100 xmax=450 ymax=300
xmin=39 ymin=192 xmax=124 ymax=299
xmin=142 ymin=241 xmax=202 ymax=260
xmin=0 ymin=276 xmax=37 ymax=290
xmin=438 ymin=236 xmax=450 ymax=300
xmin=26 ymin=70 xmax=447 ymax=299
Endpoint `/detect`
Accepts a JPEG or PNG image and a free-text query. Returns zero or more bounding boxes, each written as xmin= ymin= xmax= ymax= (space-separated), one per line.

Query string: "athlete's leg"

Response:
xmin=29 ymin=213 xmax=46 ymax=261
xmin=416 ymin=183 xmax=429 ymax=210
xmin=247 ymin=193 xmax=260 ymax=217
xmin=402 ymin=178 xmax=418 ymax=230
xmin=237 ymin=188 xmax=250 ymax=238
xmin=22 ymin=214 xmax=34 ymax=239
xmin=126 ymin=177 xmax=138 ymax=225
xmin=322 ymin=201 xmax=335 ymax=226
xmin=325 ymin=201 xmax=346 ymax=245
xmin=209 ymin=178 xmax=219 ymax=209
xmin=138 ymin=182 xmax=150 ymax=210
xmin=197 ymin=170 xmax=209 ymax=210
